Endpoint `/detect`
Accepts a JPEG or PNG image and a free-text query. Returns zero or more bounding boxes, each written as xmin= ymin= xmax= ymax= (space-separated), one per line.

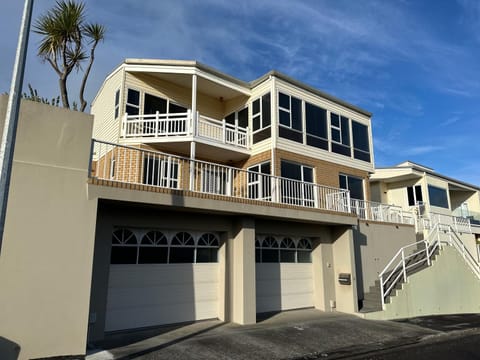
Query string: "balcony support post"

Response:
xmin=189 ymin=141 xmax=196 ymax=191
xmin=191 ymin=74 xmax=197 ymax=136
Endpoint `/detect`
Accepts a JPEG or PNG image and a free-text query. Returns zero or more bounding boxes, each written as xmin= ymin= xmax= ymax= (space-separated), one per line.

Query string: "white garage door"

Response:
xmin=256 ymin=236 xmax=314 ymax=313
xmin=105 ymin=229 xmax=220 ymax=332
xmin=105 ymin=263 xmax=219 ymax=331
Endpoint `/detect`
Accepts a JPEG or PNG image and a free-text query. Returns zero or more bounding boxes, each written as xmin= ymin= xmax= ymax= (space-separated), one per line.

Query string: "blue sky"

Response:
xmin=1 ymin=0 xmax=480 ymax=185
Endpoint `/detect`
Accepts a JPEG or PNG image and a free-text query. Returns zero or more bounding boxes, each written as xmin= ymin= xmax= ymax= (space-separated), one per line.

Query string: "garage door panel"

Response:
xmin=105 ymin=300 xmax=218 ymax=331
xmin=256 ymin=263 xmax=313 ymax=313
xmin=106 ymin=263 xmax=219 ymax=331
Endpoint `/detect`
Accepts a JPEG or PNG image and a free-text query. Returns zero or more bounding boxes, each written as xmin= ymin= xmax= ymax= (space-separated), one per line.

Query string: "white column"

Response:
xmin=189 ymin=141 xmax=196 ymax=191
xmin=191 ymin=74 xmax=197 ymax=136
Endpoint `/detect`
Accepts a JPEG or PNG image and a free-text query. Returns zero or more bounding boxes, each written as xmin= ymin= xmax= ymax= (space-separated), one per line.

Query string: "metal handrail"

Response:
xmin=379 ymin=222 xmax=480 ymax=308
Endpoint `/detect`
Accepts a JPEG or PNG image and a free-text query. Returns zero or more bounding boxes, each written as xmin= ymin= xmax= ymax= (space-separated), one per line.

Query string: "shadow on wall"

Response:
xmin=0 ymin=337 xmax=20 ymax=360
xmin=353 ymin=228 xmax=367 ymax=302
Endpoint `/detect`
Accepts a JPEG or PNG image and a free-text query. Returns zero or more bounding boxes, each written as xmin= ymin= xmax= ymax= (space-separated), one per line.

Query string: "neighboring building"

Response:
xmin=0 ymin=60 xmax=479 ymax=359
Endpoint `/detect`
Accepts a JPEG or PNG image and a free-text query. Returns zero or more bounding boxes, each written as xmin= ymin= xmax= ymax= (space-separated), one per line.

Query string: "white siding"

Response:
xmin=105 ymin=263 xmax=219 ymax=331
xmin=256 ymin=263 xmax=313 ymax=313
xmin=91 ymin=68 xmax=124 ymax=143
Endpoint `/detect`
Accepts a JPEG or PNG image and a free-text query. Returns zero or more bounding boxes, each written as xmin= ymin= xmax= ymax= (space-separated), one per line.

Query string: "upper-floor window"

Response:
xmin=247 ymin=162 xmax=271 ymax=201
xmin=225 ymin=107 xmax=248 ymax=129
xmin=143 ymin=93 xmax=187 ymax=116
xmin=126 ymin=89 xmax=140 ymax=116
xmin=252 ymin=93 xmax=271 ymax=144
xmin=114 ymin=89 xmax=120 ymax=119
xmin=278 ymin=92 xmax=302 ymax=143
xmin=330 ymin=113 xmax=351 ymax=156
xmin=352 ymin=121 xmax=370 ymax=162
xmin=305 ymin=102 xmax=328 ymax=150
xmin=428 ymin=185 xmax=449 ymax=209
xmin=407 ymin=185 xmax=423 ymax=206
xmin=339 ymin=174 xmax=364 ymax=200
xmin=281 ymin=160 xmax=315 ymax=207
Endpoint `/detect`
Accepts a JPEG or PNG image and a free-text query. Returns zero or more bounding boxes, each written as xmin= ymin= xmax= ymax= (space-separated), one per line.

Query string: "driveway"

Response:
xmin=87 ymin=309 xmax=480 ymax=360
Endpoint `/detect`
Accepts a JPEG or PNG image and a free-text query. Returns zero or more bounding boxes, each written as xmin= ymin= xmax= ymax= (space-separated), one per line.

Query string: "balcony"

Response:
xmin=120 ymin=111 xmax=250 ymax=152
xmin=89 ymin=140 xmax=414 ymax=225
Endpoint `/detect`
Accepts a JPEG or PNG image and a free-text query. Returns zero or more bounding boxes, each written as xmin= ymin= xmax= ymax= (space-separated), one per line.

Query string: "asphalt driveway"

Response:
xmin=87 ymin=309 xmax=480 ymax=360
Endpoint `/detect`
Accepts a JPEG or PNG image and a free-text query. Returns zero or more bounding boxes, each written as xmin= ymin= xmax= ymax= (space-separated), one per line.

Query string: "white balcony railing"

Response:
xmin=350 ymin=198 xmax=415 ymax=225
xmin=121 ymin=111 xmax=250 ymax=149
xmin=90 ymin=140 xmax=353 ymax=214
xmin=89 ymin=140 xmax=421 ymax=225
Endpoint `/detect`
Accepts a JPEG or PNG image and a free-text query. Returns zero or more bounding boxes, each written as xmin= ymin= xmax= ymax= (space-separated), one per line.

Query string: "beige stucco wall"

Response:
xmin=0 ymin=96 xmax=97 ymax=359
xmin=366 ymin=246 xmax=480 ymax=320
xmin=354 ymin=221 xmax=417 ymax=299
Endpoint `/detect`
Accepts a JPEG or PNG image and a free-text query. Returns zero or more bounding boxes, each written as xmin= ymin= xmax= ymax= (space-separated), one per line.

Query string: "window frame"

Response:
xmin=114 ymin=89 xmax=120 ymax=119
xmin=110 ymin=229 xmax=221 ymax=265
xmin=125 ymin=88 xmax=141 ymax=116
xmin=339 ymin=173 xmax=365 ymax=201
xmin=247 ymin=161 xmax=271 ymax=201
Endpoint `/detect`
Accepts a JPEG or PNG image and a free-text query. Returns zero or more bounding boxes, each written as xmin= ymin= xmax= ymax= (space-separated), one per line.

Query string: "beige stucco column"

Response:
xmin=227 ymin=217 xmax=256 ymax=324
xmin=312 ymin=240 xmax=336 ymax=311
xmin=332 ymin=226 xmax=359 ymax=313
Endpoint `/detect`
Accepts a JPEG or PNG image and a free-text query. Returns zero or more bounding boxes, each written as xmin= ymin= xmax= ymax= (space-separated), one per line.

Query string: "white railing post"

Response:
xmin=246 ymin=127 xmax=250 ymax=149
xmin=222 ymin=119 xmax=226 ymax=143
xmin=401 ymin=249 xmax=407 ymax=282
xmin=346 ymin=191 xmax=351 ymax=213
xmin=425 ymin=240 xmax=431 ymax=266
xmin=234 ymin=123 xmax=238 ymax=146
xmin=121 ymin=113 xmax=128 ymax=137
xmin=380 ymin=276 xmax=385 ymax=309
xmin=155 ymin=111 xmax=159 ymax=136
xmin=227 ymin=167 xmax=232 ymax=196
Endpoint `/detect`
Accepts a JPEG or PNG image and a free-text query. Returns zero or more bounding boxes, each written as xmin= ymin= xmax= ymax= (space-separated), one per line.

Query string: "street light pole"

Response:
xmin=0 ymin=0 xmax=34 ymax=254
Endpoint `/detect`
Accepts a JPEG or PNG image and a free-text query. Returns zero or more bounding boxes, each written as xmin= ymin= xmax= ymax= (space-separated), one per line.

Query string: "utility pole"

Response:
xmin=0 ymin=0 xmax=34 ymax=254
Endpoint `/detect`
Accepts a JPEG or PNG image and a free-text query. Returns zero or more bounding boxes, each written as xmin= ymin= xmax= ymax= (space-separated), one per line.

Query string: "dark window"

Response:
xmin=225 ymin=112 xmax=235 ymax=125
xmin=278 ymin=93 xmax=302 ymax=133
xmin=260 ymin=236 xmax=278 ymax=263
xmin=138 ymin=231 xmax=168 ymax=264
xmin=110 ymin=247 xmax=138 ymax=264
xmin=238 ymin=108 xmax=248 ymax=128
xmin=144 ymin=94 xmax=167 ymax=114
xmin=169 ymin=247 xmax=195 ymax=263
xmin=143 ymin=156 xmax=179 ymax=188
xmin=252 ymin=93 xmax=271 ymax=143
xmin=281 ymin=161 xmax=315 ymax=206
xmin=168 ymin=102 xmax=187 ymax=115
xmin=225 ymin=107 xmax=248 ymax=129
xmin=428 ymin=185 xmax=449 ymax=208
xmin=196 ymin=248 xmax=217 ymax=263
xmin=138 ymin=247 xmax=168 ymax=264
xmin=248 ymin=162 xmax=271 ymax=200
xmin=339 ymin=174 xmax=364 ymax=200
xmin=407 ymin=185 xmax=423 ymax=206
xmin=280 ymin=238 xmax=296 ymax=263
xmin=305 ymin=103 xmax=328 ymax=150
xmin=111 ymin=229 xmax=138 ymax=264
xmin=297 ymin=238 xmax=312 ymax=263
xmin=126 ymin=89 xmax=140 ymax=116
xmin=352 ymin=121 xmax=370 ymax=162
xmin=331 ymin=112 xmax=351 ymax=157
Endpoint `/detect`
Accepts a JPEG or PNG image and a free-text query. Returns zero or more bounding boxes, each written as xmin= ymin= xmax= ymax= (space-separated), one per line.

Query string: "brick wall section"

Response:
xmin=88 ymin=177 xmax=357 ymax=219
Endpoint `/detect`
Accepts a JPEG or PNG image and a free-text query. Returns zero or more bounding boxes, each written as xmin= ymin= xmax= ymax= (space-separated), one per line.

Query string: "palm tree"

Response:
xmin=79 ymin=23 xmax=105 ymax=112
xmin=34 ymin=0 xmax=105 ymax=111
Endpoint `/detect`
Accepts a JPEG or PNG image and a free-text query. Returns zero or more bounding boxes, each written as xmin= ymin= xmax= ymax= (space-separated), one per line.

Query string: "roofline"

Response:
xmin=250 ymin=70 xmax=372 ymax=117
xmin=374 ymin=163 xmax=480 ymax=191
xmin=120 ymin=59 xmax=372 ymax=117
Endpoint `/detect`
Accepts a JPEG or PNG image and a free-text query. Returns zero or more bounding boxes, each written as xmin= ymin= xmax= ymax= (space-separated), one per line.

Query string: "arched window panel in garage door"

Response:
xmin=138 ymin=231 xmax=168 ymax=264
xmin=111 ymin=228 xmax=138 ymax=264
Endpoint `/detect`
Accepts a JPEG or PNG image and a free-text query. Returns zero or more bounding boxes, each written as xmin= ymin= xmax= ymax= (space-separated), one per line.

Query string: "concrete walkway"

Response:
xmin=87 ymin=309 xmax=480 ymax=360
